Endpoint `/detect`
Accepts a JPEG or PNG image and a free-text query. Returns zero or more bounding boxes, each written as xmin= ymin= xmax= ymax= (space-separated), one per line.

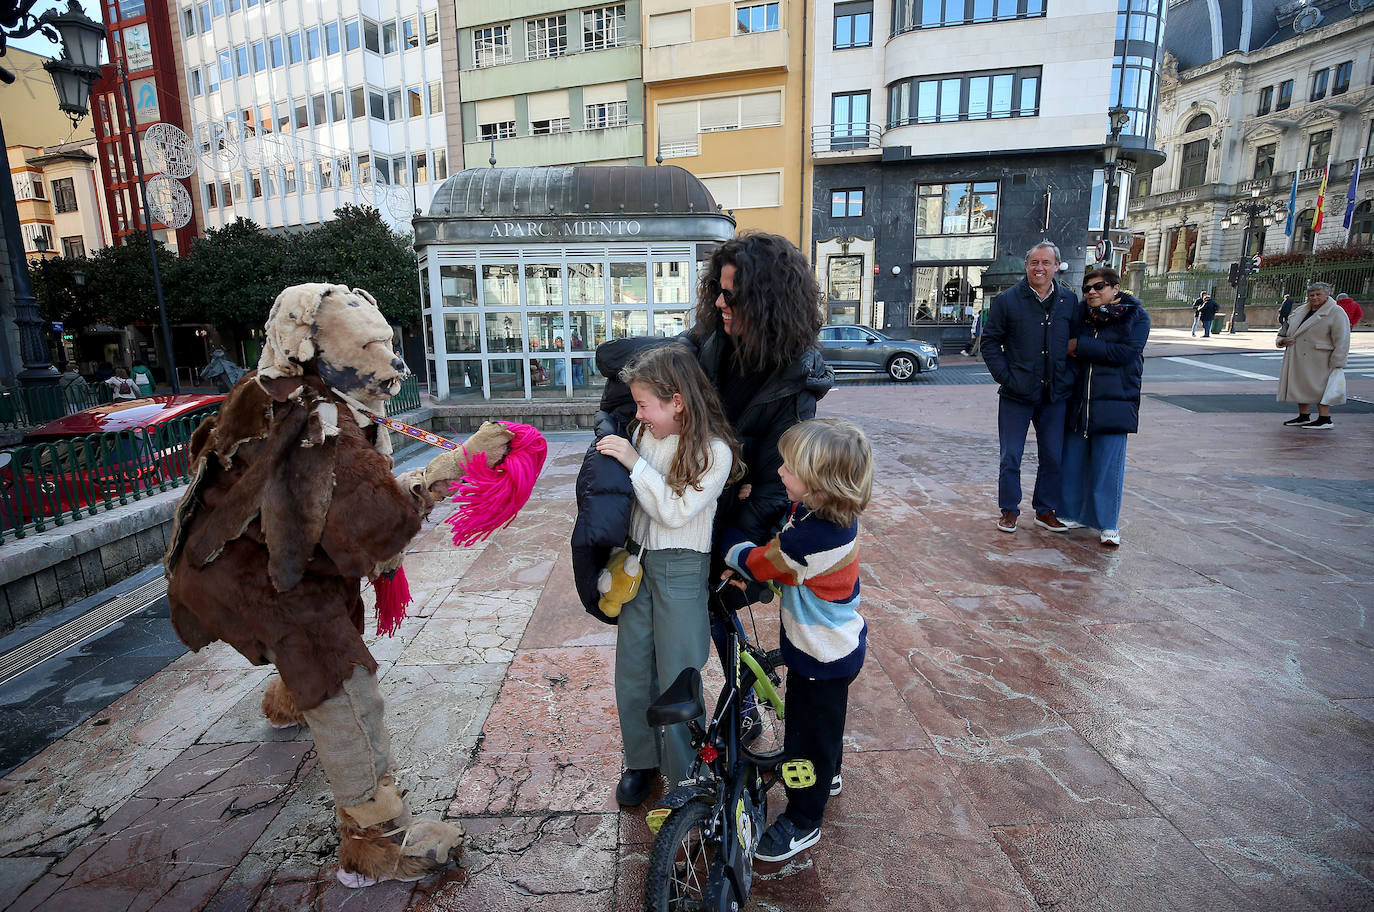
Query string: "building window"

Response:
xmin=1184 ymin=112 xmax=1211 ymax=132
xmin=1253 ymin=143 xmax=1275 ymax=180
xmin=52 ymin=178 xmax=78 ymax=213
xmin=387 ymin=89 xmax=402 ymax=121
xmin=1178 ymin=138 xmax=1208 ymax=188
xmin=648 ymin=10 xmax=691 ymax=46
xmin=532 ymin=117 xmax=571 ymax=134
xmin=181 ymin=7 xmax=194 ymax=36
xmin=403 ymin=16 xmax=419 ymax=49
xmin=479 ymin=121 xmax=517 ymax=140
xmin=364 ymin=18 xmax=380 ymax=53
xmin=1306 ymin=130 xmax=1331 ymax=168
xmin=428 ymin=81 xmax=443 ymax=114
xmin=830 ymin=188 xmax=864 ymax=217
xmin=657 ymin=91 xmax=782 ymax=157
xmin=583 ymin=5 xmax=625 ymax=50
xmin=1275 ymin=79 xmax=1293 ymax=111
xmin=407 ymin=86 xmax=423 ymax=118
xmin=1333 ymin=60 xmax=1352 ymax=95
xmin=199 ymin=2 xmax=210 ymax=31
xmin=305 ymin=26 xmax=321 ymax=59
xmin=189 ymin=67 xmax=203 ymax=96
xmin=61 ymin=236 xmax=85 ymax=259
xmin=383 ymin=20 xmax=398 ymax=53
xmin=894 ymin=0 xmax=1045 ymax=34
xmin=585 ymin=100 xmax=628 ymax=129
xmin=1257 ymin=86 xmax=1272 ymax=115
xmin=1350 ymin=200 xmax=1373 ymax=245
xmin=830 ymin=91 xmax=870 ymax=149
xmin=270 ymin=35 xmax=284 ymax=67
xmin=350 ymin=86 xmax=366 ymax=119
xmin=330 ymin=89 xmax=346 ymax=122
xmin=526 ymin=15 xmax=567 ymax=59
xmin=915 ymin=181 xmax=998 ymax=259
xmin=1310 ymin=68 xmax=1328 ymax=101
xmin=736 ymin=2 xmax=780 ymax=33
xmin=252 ymin=40 xmax=266 ymax=72
xmin=888 ymin=67 xmax=1040 ymax=125
xmin=473 ymin=24 xmax=511 ymax=66
xmin=834 ymin=1 xmax=871 ymax=48
xmin=826 ymin=256 xmax=864 ymax=310
xmin=368 ymin=90 xmax=384 ymax=120
xmin=700 ymin=172 xmax=782 ymax=209
xmin=346 ymin=19 xmax=361 ymax=50
xmin=288 ymin=32 xmax=302 ymax=63
xmin=424 ymin=10 xmax=439 ymax=45
xmin=234 ymin=44 xmax=249 ymax=76
xmin=1295 ymin=209 xmax=1316 ymax=253
xmin=326 ymin=22 xmax=341 ymax=54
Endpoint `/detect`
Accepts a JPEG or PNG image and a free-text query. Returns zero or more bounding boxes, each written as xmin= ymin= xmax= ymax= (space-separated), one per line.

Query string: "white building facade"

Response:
xmin=173 ymin=0 xmax=454 ymax=233
xmin=1129 ymin=0 xmax=1374 ymax=274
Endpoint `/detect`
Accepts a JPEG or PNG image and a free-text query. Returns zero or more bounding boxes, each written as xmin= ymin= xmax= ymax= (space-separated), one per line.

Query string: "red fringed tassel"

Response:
xmin=372 ymin=565 xmax=412 ymax=637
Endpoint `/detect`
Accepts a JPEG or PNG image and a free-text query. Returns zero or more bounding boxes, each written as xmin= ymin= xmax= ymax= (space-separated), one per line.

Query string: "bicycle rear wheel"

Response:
xmin=644 ymin=800 xmax=716 ymax=912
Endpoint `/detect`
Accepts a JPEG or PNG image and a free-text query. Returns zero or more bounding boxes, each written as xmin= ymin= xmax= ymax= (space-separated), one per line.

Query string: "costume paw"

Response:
xmin=261 ymin=676 xmax=306 ymax=729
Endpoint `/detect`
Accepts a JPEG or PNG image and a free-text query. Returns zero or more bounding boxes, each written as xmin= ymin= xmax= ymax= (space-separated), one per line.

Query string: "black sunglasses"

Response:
xmin=1082 ymin=280 xmax=1115 ymax=294
xmin=709 ymin=280 xmax=737 ymax=306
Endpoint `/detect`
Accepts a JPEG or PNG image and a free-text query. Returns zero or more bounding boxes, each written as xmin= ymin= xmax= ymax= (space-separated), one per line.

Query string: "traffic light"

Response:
xmin=1228 ymin=262 xmax=1241 ymax=287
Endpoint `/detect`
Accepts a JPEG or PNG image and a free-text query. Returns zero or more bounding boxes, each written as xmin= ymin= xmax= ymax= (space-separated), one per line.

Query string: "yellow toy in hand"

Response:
xmin=597 ymin=547 xmax=644 ymax=618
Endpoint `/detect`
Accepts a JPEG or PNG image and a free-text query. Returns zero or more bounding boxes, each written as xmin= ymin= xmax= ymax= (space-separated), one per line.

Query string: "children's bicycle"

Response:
xmin=642 ymin=598 xmax=815 ymax=912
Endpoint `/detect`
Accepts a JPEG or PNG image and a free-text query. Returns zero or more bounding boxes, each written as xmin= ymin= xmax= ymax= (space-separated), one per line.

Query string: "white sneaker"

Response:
xmin=829 ymin=773 xmax=842 ymax=796
xmin=1100 ymin=529 xmax=1120 ymax=547
xmin=1060 ymin=519 xmax=1084 ymax=530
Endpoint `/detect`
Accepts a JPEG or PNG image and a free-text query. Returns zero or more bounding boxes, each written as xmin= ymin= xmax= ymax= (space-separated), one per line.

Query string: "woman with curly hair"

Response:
xmin=691 ymin=232 xmax=834 ymax=662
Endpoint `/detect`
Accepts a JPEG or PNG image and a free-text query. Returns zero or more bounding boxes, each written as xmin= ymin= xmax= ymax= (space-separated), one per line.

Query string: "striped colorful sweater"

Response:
xmin=723 ymin=503 xmax=865 ymax=680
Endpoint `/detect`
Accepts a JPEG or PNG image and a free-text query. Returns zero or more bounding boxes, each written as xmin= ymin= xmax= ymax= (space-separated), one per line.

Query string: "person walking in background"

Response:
xmin=1191 ymin=292 xmax=1208 ymax=336
xmin=58 ymin=362 xmax=88 ymax=414
xmin=1277 ymin=293 xmax=1295 ymax=328
xmin=1062 ymin=268 xmax=1150 ymax=548
xmin=131 ymin=360 xmax=156 ymax=397
xmin=1334 ymin=293 xmax=1363 ymax=329
xmin=1196 ymin=292 xmax=1220 ymax=338
xmin=594 ymin=344 xmax=743 ymax=807
xmin=980 ymin=241 xmax=1077 ymax=535
xmin=1277 ymin=282 xmax=1351 ymax=430
xmin=105 ymin=367 xmax=140 ymax=401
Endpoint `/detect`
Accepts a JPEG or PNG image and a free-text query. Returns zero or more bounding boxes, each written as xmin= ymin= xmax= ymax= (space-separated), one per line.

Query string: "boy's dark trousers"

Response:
xmin=781 ymin=669 xmax=858 ymax=830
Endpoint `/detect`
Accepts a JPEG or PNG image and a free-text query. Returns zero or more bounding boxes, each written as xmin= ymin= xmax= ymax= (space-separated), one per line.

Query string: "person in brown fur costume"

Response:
xmin=164 ymin=283 xmax=512 ymax=888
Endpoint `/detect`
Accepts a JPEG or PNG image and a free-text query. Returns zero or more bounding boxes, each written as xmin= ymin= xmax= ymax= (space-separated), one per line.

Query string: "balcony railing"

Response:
xmin=811 ymin=123 xmax=884 ymax=154
xmin=1237 ymin=177 xmax=1273 ymax=195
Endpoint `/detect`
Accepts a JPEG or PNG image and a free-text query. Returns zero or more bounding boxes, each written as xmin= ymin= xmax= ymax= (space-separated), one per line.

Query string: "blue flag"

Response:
xmin=1343 ymin=155 xmax=1362 ymax=229
xmin=1285 ymin=172 xmax=1298 ymax=236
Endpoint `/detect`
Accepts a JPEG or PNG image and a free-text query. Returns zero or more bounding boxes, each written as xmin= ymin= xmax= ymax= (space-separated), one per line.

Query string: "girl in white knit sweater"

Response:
xmin=595 ymin=343 xmax=744 ymax=806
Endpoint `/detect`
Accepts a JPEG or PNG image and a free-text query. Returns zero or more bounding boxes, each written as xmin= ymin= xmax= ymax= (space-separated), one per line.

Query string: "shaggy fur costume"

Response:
xmin=165 ymin=283 xmax=508 ymax=886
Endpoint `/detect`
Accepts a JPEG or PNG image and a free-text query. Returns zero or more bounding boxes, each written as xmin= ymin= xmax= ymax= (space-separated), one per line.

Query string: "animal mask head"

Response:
xmin=257 ymin=283 xmax=407 ymax=400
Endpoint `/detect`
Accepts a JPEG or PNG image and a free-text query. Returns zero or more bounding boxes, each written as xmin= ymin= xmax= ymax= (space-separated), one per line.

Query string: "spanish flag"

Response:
xmin=1312 ymin=159 xmax=1331 ymax=234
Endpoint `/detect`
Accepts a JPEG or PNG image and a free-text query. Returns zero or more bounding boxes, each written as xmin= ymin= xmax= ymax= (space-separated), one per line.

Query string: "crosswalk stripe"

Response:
xmin=1161 ymin=356 xmax=1278 ymax=380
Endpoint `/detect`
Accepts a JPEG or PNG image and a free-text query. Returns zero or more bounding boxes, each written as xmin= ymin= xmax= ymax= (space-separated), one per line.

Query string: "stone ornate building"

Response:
xmin=1129 ymin=0 xmax=1374 ymax=275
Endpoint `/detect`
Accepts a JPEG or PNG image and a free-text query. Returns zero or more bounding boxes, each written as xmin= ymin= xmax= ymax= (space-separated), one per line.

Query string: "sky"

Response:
xmin=5 ymin=0 xmax=104 ymax=59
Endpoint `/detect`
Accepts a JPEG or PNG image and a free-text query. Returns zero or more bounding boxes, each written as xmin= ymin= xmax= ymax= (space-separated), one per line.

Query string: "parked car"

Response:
xmin=818 ymin=325 xmax=939 ymax=381
xmin=1 ymin=394 xmax=225 ymax=525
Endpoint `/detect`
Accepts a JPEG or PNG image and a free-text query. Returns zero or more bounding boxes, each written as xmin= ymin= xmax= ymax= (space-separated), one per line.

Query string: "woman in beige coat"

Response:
xmin=1277 ymin=282 xmax=1351 ymax=429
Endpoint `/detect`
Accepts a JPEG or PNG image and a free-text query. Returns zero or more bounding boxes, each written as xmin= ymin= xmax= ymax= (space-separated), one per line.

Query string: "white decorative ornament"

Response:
xmin=1293 ymin=6 xmax=1322 ymax=31
xmin=143 ymin=123 xmax=196 ymax=178
xmin=382 ymin=182 xmax=412 ymax=220
xmin=146 ymin=175 xmax=193 ymax=229
xmin=194 ymin=121 xmax=241 ymax=173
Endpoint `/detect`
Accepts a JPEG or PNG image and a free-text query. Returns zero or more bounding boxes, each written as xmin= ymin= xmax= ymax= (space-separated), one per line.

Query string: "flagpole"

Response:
xmin=1347 ymin=141 xmax=1369 ymax=246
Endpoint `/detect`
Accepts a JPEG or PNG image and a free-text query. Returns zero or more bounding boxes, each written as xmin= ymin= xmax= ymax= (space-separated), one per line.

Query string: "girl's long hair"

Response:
xmin=691 ymin=232 xmax=825 ymax=374
xmin=620 ymin=344 xmax=745 ymax=495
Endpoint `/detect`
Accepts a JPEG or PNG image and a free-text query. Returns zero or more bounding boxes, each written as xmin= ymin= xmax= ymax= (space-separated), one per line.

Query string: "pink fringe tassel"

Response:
xmin=372 ymin=565 xmax=412 ymax=637
xmin=444 ymin=421 xmax=547 ymax=548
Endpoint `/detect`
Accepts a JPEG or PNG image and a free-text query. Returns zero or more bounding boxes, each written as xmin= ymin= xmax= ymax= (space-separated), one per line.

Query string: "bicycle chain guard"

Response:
xmin=780 ymin=759 xmax=817 ymax=789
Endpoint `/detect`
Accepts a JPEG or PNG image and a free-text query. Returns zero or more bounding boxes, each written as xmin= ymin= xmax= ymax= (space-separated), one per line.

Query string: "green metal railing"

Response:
xmin=0 ymin=413 xmax=206 ymax=543
xmin=1137 ymin=259 xmax=1374 ymax=311
xmin=0 ymin=383 xmax=114 ymax=431
xmin=386 ymin=374 xmax=421 ymax=415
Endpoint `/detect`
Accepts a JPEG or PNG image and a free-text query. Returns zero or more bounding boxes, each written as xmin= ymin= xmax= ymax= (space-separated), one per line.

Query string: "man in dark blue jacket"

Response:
xmin=979 ymin=241 xmax=1077 ymax=534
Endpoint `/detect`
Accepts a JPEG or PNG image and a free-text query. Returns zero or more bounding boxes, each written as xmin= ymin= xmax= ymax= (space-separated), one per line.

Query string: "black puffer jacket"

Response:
xmin=1067 ymin=293 xmax=1150 ymax=436
xmin=980 ymin=278 xmax=1077 ymax=405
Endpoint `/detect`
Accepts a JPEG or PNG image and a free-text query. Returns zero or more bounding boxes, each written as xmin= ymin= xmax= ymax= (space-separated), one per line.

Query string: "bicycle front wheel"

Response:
xmin=644 ymin=800 xmax=716 ymax=912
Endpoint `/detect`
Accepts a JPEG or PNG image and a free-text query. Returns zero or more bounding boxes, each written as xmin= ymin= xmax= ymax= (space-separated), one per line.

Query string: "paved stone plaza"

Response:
xmin=1 ymin=332 xmax=1371 ymax=911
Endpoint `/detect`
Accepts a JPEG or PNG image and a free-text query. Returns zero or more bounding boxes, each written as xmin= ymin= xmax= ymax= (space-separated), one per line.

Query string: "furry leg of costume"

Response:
xmin=261 ymin=676 xmax=307 ymax=729
xmin=301 ymin=664 xmax=464 ymax=886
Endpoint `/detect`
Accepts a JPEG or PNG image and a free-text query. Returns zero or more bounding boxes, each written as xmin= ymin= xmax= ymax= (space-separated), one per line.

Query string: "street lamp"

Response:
xmin=1102 ymin=105 xmax=1130 ymax=235
xmin=1220 ymin=188 xmax=1287 ymax=333
xmin=1 ymin=0 xmax=105 ymax=394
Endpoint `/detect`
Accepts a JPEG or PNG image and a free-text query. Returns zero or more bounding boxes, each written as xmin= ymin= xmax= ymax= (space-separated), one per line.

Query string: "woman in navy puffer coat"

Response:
xmin=1062 ymin=267 xmax=1150 ymax=547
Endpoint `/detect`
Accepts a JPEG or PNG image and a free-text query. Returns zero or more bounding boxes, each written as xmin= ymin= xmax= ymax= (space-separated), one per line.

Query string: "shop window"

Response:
xmin=483 ymin=264 xmax=520 ymax=307
xmin=652 ymin=261 xmax=693 ymax=306
xmin=441 ymin=264 xmax=477 ymax=307
xmin=569 ymin=263 xmax=605 ymax=306
xmin=525 ymin=265 xmax=563 ymax=307
xmin=485 ymin=311 xmax=523 ymax=352
xmin=610 ymin=263 xmax=647 ymax=307
xmin=827 ymin=255 xmax=863 ymax=308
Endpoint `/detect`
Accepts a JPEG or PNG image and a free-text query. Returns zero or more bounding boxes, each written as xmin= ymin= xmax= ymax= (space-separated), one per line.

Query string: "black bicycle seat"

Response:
xmin=646 ymin=667 xmax=704 ymax=727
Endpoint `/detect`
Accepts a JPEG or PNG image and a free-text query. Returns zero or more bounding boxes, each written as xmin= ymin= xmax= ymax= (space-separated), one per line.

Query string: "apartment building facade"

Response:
xmin=808 ymin=0 xmax=1164 ymax=335
xmin=455 ymin=2 xmax=644 ymax=170
xmin=643 ymin=0 xmax=811 ymax=246
xmin=1129 ymin=0 xmax=1374 ymax=274
xmin=173 ymin=0 xmax=452 ymax=234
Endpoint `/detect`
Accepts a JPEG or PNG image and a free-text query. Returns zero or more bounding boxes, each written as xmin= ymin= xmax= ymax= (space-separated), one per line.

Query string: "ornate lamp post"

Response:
xmin=1102 ymin=105 xmax=1130 ymax=235
xmin=1219 ymin=188 xmax=1287 ymax=333
xmin=1 ymin=0 xmax=105 ymax=392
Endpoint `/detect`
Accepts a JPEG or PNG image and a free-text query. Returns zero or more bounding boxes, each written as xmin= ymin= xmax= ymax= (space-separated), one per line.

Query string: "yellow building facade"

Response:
xmin=642 ymin=0 xmax=810 ymax=248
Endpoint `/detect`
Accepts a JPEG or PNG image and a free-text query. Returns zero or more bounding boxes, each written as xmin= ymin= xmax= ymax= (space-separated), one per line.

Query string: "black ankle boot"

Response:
xmin=616 ymin=768 xmax=656 ymax=806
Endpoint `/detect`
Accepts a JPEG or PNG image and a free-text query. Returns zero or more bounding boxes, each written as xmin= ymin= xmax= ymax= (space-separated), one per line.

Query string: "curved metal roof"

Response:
xmin=427 ymin=165 xmax=723 ymax=219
